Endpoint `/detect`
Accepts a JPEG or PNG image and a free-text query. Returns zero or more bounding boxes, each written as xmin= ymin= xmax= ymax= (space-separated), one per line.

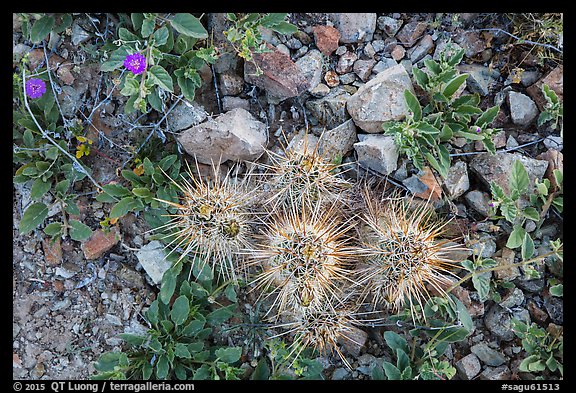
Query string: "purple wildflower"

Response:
xmin=475 ymin=126 xmax=482 ymax=133
xmin=25 ymin=78 xmax=46 ymax=99
xmin=123 ymin=53 xmax=147 ymax=75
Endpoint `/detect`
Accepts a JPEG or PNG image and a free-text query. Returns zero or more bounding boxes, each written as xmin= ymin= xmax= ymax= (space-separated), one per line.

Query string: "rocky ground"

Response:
xmin=13 ymin=13 xmax=563 ymax=380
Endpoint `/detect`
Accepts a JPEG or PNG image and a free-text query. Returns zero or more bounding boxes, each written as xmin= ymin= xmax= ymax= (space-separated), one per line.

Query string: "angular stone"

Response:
xmin=317 ymin=119 xmax=358 ymax=160
xmin=354 ymin=134 xmax=399 ymax=175
xmin=337 ymin=325 xmax=367 ymax=357
xmin=542 ymin=136 xmax=563 ymax=151
xmin=453 ymin=30 xmax=487 ymax=57
xmin=353 ymin=58 xmax=376 ymax=82
xmin=218 ymin=72 xmax=244 ymax=96
xmin=167 ymin=101 xmax=208 ymax=132
xmin=455 ymin=353 xmax=481 ymax=380
xmin=347 ymin=64 xmax=414 ymax=133
xmin=136 ymin=241 xmax=171 ymax=285
xmin=391 ymin=45 xmax=406 ymax=61
xmin=469 ymin=152 xmax=548 ymax=198
xmin=309 ymin=82 xmax=331 ymax=98
xmin=295 ymin=49 xmax=324 ymax=92
xmin=408 ymin=34 xmax=434 ymax=63
xmin=443 ymin=160 xmax=470 ymax=199
xmin=244 ymin=46 xmax=309 ymax=101
xmin=306 ymin=87 xmax=351 ymax=129
xmin=499 ymin=287 xmax=525 ymax=308
xmin=464 ymin=190 xmax=492 ymax=217
xmin=526 ymin=65 xmax=563 ymax=111
xmin=82 ymin=226 xmax=120 ymax=260
xmin=377 ymin=16 xmax=403 ymax=37
xmin=457 ymin=64 xmax=500 ymax=96
xmin=484 ymin=304 xmax=517 ymax=341
xmin=339 ymin=72 xmax=356 ymax=85
xmin=222 ymin=96 xmax=250 ymax=112
xmin=480 ymin=365 xmax=511 ymax=380
xmin=372 ymin=58 xmax=398 ymax=74
xmin=403 ymin=167 xmax=442 ymax=201
xmin=336 ymin=51 xmax=357 ymax=74
xmin=42 ymin=238 xmax=62 ymax=266
xmin=324 ymin=70 xmax=340 ymax=87
xmin=177 ymin=108 xmax=267 ymax=165
xmin=494 ymin=247 xmax=520 ymax=282
xmin=508 ymin=91 xmax=538 ymax=126
xmin=396 ymin=21 xmax=428 ymax=47
xmin=471 ymin=343 xmax=507 ymax=367
xmin=329 ymin=13 xmax=377 ymax=43
xmin=312 ymin=25 xmax=341 ymax=56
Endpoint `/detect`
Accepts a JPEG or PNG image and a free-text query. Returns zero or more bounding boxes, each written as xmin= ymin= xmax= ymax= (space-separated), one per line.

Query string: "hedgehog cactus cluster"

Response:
xmin=155 ymin=133 xmax=464 ymax=367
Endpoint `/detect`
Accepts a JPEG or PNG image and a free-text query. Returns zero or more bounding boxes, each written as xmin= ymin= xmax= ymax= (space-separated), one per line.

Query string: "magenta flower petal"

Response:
xmin=25 ymin=78 xmax=46 ymax=99
xmin=123 ymin=53 xmax=147 ymax=75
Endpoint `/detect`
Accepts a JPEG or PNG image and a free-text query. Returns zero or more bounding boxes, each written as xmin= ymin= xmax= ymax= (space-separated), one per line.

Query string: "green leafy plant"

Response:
xmin=100 ymin=13 xmax=216 ymax=113
xmin=371 ymin=330 xmax=456 ymax=380
xmin=511 ymin=319 xmax=563 ymax=377
xmin=250 ymin=338 xmax=324 ymax=380
xmin=17 ymin=13 xmax=73 ymax=45
xmin=224 ymin=13 xmax=297 ymax=75
xmin=489 ymin=160 xmax=563 ymax=261
xmin=93 ymin=267 xmax=242 ymax=380
xmin=460 ymin=255 xmax=498 ymax=302
xmin=537 ymin=84 xmax=563 ymax=135
xmin=383 ymin=46 xmax=500 ymax=178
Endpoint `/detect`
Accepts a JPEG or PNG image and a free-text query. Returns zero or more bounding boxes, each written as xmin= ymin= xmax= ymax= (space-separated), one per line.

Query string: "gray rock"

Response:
xmin=295 ymin=49 xmax=324 ymax=92
xmin=167 ymin=101 xmax=208 ymax=132
xmin=336 ymin=51 xmax=358 ymax=74
xmin=354 ymin=134 xmax=399 ymax=175
xmin=293 ymin=46 xmax=309 ymax=60
xmin=329 ymin=13 xmax=377 ymax=43
xmin=515 ymin=265 xmax=546 ymax=293
xmin=222 ymin=96 xmax=251 ymax=112
xmin=464 ymin=190 xmax=492 ymax=217
xmin=13 ymin=43 xmax=31 ymax=64
xmin=357 ymin=353 xmax=376 ymax=366
xmin=499 ymin=287 xmax=525 ymax=308
xmin=309 ymin=83 xmax=331 ymax=98
xmin=371 ymin=39 xmax=386 ymax=53
xmin=58 ymin=84 xmax=85 ymax=118
xmin=470 ymin=343 xmax=507 ymax=367
xmin=218 ymin=72 xmax=244 ymax=96
xmin=506 ymin=135 xmax=520 ymax=149
xmin=177 ymin=108 xmax=267 ymax=165
xmin=543 ymin=296 xmax=563 ymax=324
xmin=480 ymin=365 xmax=511 ymax=380
xmin=485 ymin=304 xmax=520 ymax=341
xmin=453 ymin=30 xmax=487 ymax=58
xmin=396 ymin=21 xmax=428 ymax=47
xmin=285 ymin=38 xmax=302 ymax=50
xmin=275 ymin=43 xmax=290 ymax=56
xmin=408 ymin=34 xmax=434 ymax=63
xmin=469 ymin=233 xmax=497 ymax=258
xmin=71 ymin=22 xmax=91 ymax=46
xmin=353 ymin=58 xmax=376 ymax=82
xmin=455 ymin=353 xmax=481 ymax=380
xmin=457 ymin=64 xmax=500 ymax=96
xmin=444 ymin=160 xmax=470 ymax=199
xmin=306 ymin=87 xmax=351 ymax=129
xmin=363 ymin=42 xmax=376 ymax=58
xmin=543 ymin=135 xmax=563 ymax=151
xmin=135 ymin=241 xmax=172 ymax=286
xmin=335 ymin=45 xmax=347 ymax=56
xmin=347 ymin=64 xmax=414 ymax=133
xmin=469 ymin=152 xmax=548 ymax=206
xmin=339 ymin=73 xmax=357 ymax=85
xmin=372 ymin=58 xmax=398 ymax=74
xmin=508 ymin=91 xmax=538 ymax=126
xmin=400 ymin=59 xmax=413 ymax=76
xmin=331 ymin=367 xmax=351 ymax=380
xmin=318 ymin=119 xmax=358 ymax=160
xmin=377 ymin=16 xmax=403 ymax=37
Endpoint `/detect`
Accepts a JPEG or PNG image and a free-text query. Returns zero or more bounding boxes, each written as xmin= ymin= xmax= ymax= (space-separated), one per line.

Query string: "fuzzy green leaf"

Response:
xmin=155 ymin=354 xmax=169 ymax=379
xmin=510 ymin=160 xmax=529 ymax=194
xmin=160 ymin=268 xmax=177 ymax=304
xmin=404 ymin=90 xmax=422 ymax=122
xmin=549 ymin=284 xmax=563 ymax=297
xmin=43 ymin=222 xmax=63 ymax=236
xmin=171 ymin=13 xmax=208 ymax=39
xmin=20 ymin=202 xmax=48 ymax=234
xmin=442 ymin=73 xmax=468 ymax=98
xmin=270 ymin=21 xmax=298 ymax=35
xmin=30 ymin=15 xmax=55 ymax=44
xmin=506 ymin=225 xmax=526 ymax=249
xmin=521 ymin=232 xmax=535 ymax=260
xmin=475 ymin=105 xmax=500 ymax=128
xmin=384 ymin=331 xmax=408 ymax=354
xmin=412 ymin=67 xmax=429 ymax=89
xmin=30 ymin=178 xmax=52 ymax=201
xmin=119 ymin=333 xmax=147 ymax=346
xmin=381 ymin=361 xmax=401 ymax=380
xmin=207 ymin=304 xmax=235 ymax=326
xmin=522 ymin=207 xmax=540 ymax=222
xmin=215 ymin=347 xmax=242 ymax=364
xmin=69 ymin=220 xmax=93 ymax=241
xmin=170 ymin=295 xmax=190 ymax=326
xmin=148 ymin=65 xmax=174 ymax=92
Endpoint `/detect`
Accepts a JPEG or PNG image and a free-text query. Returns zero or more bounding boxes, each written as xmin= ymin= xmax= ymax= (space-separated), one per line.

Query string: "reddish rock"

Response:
xmin=13 ymin=353 xmax=22 ymax=368
xmin=312 ymin=25 xmax=341 ymax=56
xmin=536 ymin=149 xmax=563 ymax=190
xmin=453 ymin=30 xmax=487 ymax=57
xmin=244 ymin=45 xmax=309 ymax=101
xmin=81 ymin=226 xmax=120 ymax=260
xmin=353 ymin=58 xmax=376 ymax=82
xmin=395 ymin=21 xmax=428 ymax=47
xmin=414 ymin=166 xmax=442 ymax=201
xmin=526 ymin=65 xmax=563 ymax=111
xmin=452 ymin=285 xmax=485 ymax=317
xmin=526 ymin=299 xmax=548 ymax=324
xmin=391 ymin=44 xmax=406 ymax=61
xmin=52 ymin=280 xmax=65 ymax=293
xmin=28 ymin=48 xmax=75 ymax=85
xmin=42 ymin=238 xmax=62 ymax=266
xmin=337 ymin=325 xmax=367 ymax=357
